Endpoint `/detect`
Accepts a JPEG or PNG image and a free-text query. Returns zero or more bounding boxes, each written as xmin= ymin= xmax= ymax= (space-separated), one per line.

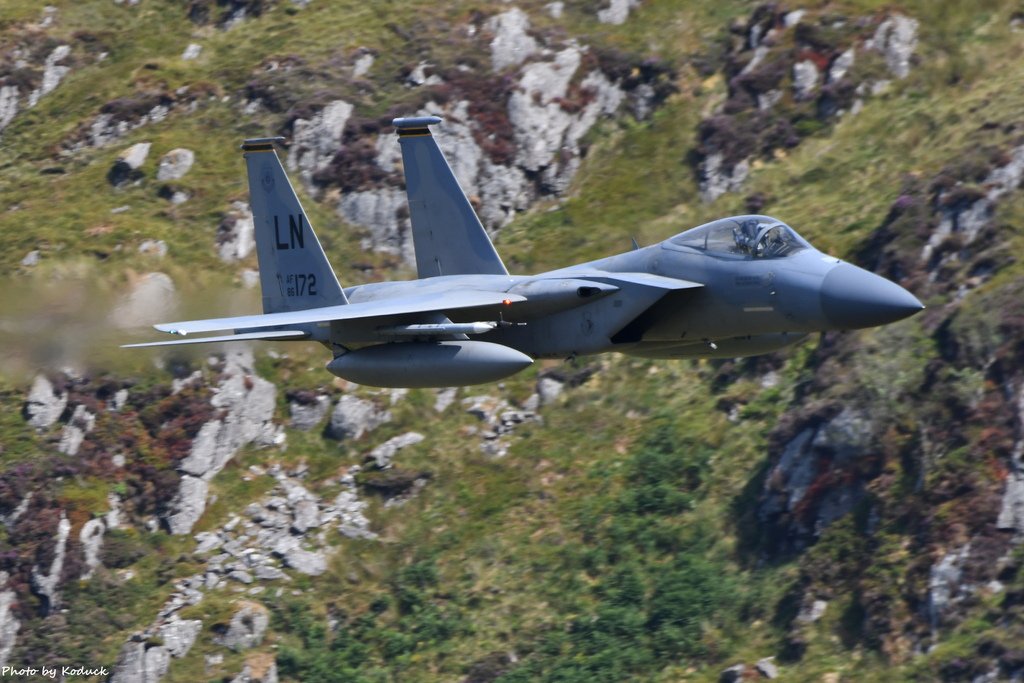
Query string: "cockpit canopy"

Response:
xmin=668 ymin=215 xmax=812 ymax=259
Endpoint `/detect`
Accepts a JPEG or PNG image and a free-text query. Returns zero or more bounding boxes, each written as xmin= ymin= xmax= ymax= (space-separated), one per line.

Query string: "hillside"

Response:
xmin=0 ymin=1 xmax=1023 ymax=681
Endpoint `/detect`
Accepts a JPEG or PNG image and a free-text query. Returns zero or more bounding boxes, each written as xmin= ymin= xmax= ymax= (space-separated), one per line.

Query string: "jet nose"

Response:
xmin=820 ymin=263 xmax=924 ymax=329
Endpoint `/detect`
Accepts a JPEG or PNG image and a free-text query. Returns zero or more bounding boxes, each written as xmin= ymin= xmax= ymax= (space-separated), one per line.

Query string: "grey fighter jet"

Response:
xmin=124 ymin=116 xmax=924 ymax=387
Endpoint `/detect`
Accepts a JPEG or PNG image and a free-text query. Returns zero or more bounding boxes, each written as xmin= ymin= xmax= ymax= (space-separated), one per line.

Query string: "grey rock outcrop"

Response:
xmin=597 ymin=0 xmax=639 ymax=25
xmin=870 ymin=14 xmax=918 ymax=79
xmin=536 ymin=376 xmax=565 ymax=405
xmin=997 ymin=472 xmax=1024 ymax=534
xmin=700 ymin=153 xmax=750 ymax=203
xmin=339 ymin=187 xmax=412 ymax=262
xmin=759 ymin=408 xmax=873 ymax=545
xmin=159 ymin=617 xmax=202 ymax=658
xmin=288 ymin=394 xmax=331 ymax=431
xmin=368 ymin=432 xmax=425 ymax=469
xmin=30 ymin=45 xmax=72 ymax=106
xmin=486 ymin=8 xmax=539 ymax=72
xmin=25 ymin=375 xmax=67 ymax=430
xmin=929 ymin=544 xmax=971 ymax=630
xmin=217 ymin=201 xmax=255 ymax=262
xmin=288 ymin=99 xmax=353 ymax=190
xmin=168 ymin=348 xmax=279 ymax=534
xmin=156 ymin=148 xmax=195 ymax=181
xmin=58 ymin=404 xmax=96 ymax=456
xmin=182 ymin=43 xmax=202 ymax=60
xmin=79 ymin=518 xmax=105 ymax=580
xmin=352 ymin=50 xmax=374 ymax=78
xmin=20 ymin=249 xmax=39 ymax=267
xmin=828 ymin=48 xmax=855 ymax=83
xmin=792 ymin=60 xmax=820 ymax=100
xmin=0 ymin=86 xmax=19 ymax=133
xmin=434 ymin=387 xmax=457 ymax=413
xmin=110 ymin=272 xmax=178 ymax=329
xmin=922 ymin=144 xmax=1024 ymax=264
xmin=0 ymin=574 xmax=20 ymax=667
xmin=217 ymin=601 xmax=269 ymax=651
xmin=30 ymin=511 xmax=71 ymax=613
xmin=110 ymin=639 xmax=170 ymax=683
xmin=327 ymin=394 xmax=391 ymax=441
xmin=167 ymin=475 xmax=209 ymax=536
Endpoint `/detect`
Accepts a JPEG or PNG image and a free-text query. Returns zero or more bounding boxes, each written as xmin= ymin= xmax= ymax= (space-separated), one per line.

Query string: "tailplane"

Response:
xmin=394 ymin=117 xmax=508 ymax=278
xmin=242 ymin=137 xmax=347 ymax=313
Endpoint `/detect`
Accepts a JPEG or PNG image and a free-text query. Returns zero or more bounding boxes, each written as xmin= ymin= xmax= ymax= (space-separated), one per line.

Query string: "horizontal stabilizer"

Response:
xmin=121 ymin=330 xmax=309 ymax=348
xmin=151 ymin=290 xmax=526 ymax=337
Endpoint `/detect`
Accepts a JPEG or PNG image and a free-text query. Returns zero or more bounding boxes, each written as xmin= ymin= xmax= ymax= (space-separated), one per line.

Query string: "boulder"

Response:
xmin=326 ymin=394 xmax=391 ymax=441
xmin=719 ymin=664 xmax=745 ymax=683
xmin=24 ymin=375 xmax=67 ymax=430
xmin=156 ymin=148 xmax=195 ymax=181
xmin=138 ymin=239 xmax=168 ymax=258
xmin=291 ymin=499 xmax=320 ymax=533
xmin=217 ymin=602 xmax=269 ymax=651
xmin=109 ymin=141 xmax=152 ymax=186
xmin=182 ymin=43 xmax=202 ymax=60
xmin=19 ymin=249 xmax=38 ymax=267
xmin=352 ymin=50 xmax=374 ymax=77
xmin=368 ymin=432 xmax=425 ymax=469
xmin=756 ymin=657 xmax=779 ymax=679
xmin=486 ymin=8 xmax=539 ymax=72
xmin=282 ymin=547 xmax=327 ymax=576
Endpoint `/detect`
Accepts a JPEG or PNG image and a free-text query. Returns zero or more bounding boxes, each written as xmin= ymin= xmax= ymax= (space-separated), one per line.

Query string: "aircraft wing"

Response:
xmin=122 ymin=330 xmax=309 ymax=348
xmin=147 ymin=290 xmax=525 ymax=337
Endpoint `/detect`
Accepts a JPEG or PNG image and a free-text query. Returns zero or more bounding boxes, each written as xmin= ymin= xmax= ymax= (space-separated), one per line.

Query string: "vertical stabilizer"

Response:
xmin=242 ymin=138 xmax=347 ymax=313
xmin=394 ymin=117 xmax=508 ymax=278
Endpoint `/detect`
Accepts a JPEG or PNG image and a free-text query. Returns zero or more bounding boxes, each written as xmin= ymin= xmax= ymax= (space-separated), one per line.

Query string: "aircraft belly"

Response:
xmin=487 ymin=291 xmax=662 ymax=358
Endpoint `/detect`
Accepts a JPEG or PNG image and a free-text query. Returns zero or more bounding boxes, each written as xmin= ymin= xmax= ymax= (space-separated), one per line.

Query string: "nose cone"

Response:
xmin=820 ymin=264 xmax=924 ymax=329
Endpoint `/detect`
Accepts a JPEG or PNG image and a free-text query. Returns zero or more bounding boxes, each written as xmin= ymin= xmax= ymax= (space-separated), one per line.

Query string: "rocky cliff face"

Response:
xmin=0 ymin=1 xmax=1023 ymax=681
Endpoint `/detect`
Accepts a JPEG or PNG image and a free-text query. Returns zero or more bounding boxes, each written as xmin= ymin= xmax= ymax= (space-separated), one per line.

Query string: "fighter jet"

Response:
xmin=124 ymin=116 xmax=924 ymax=387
